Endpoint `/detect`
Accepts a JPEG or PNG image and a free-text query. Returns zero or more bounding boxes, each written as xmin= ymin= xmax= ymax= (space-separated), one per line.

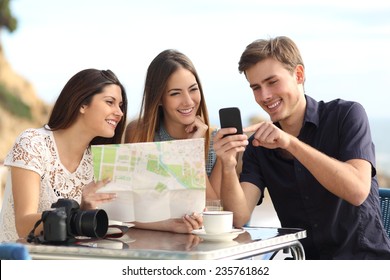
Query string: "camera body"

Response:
xmin=41 ymin=198 xmax=108 ymax=243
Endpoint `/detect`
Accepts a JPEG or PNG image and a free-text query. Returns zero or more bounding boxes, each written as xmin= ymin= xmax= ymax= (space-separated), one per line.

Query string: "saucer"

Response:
xmin=109 ymin=220 xmax=135 ymax=227
xmin=191 ymin=228 xmax=245 ymax=242
xmin=106 ymin=221 xmax=134 ymax=236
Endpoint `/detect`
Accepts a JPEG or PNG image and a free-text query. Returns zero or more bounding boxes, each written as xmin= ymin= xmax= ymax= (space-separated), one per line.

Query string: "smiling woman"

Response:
xmin=0 ymin=68 xmax=128 ymax=242
xmin=125 ymin=49 xmax=222 ymax=201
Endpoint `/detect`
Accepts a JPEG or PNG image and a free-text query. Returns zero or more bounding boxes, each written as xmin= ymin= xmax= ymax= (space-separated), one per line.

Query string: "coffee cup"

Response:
xmin=202 ymin=210 xmax=233 ymax=234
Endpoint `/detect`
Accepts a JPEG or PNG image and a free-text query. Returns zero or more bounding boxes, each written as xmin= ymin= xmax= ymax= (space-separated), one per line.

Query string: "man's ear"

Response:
xmin=80 ymin=105 xmax=86 ymax=114
xmin=295 ymin=65 xmax=305 ymax=84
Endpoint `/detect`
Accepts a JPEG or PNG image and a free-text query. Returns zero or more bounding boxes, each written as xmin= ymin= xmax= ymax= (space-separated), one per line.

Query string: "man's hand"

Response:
xmin=245 ymin=121 xmax=291 ymax=150
xmin=213 ymin=128 xmax=248 ymax=170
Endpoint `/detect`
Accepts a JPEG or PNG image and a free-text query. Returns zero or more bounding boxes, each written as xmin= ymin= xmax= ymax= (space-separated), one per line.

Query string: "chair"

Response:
xmin=379 ymin=188 xmax=390 ymax=238
xmin=0 ymin=243 xmax=31 ymax=260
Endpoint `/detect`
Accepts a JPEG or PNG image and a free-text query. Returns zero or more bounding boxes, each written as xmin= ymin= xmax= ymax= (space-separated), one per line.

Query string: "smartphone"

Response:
xmin=219 ymin=107 xmax=243 ymax=136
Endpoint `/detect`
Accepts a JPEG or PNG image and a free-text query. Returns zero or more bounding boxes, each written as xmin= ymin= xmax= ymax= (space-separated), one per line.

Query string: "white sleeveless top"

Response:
xmin=0 ymin=126 xmax=93 ymax=242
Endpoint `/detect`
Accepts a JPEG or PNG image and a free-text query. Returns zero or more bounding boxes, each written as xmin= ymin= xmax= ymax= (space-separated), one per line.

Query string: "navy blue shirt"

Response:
xmin=240 ymin=95 xmax=390 ymax=259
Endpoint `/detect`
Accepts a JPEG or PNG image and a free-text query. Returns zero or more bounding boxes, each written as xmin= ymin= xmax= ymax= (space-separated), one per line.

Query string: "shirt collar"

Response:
xmin=273 ymin=94 xmax=320 ymax=130
xmin=303 ymin=94 xmax=320 ymax=128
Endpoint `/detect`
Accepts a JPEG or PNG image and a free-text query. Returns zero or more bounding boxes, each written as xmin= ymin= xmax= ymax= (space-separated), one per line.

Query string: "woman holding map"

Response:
xmin=125 ymin=49 xmax=221 ymax=201
xmin=0 ymin=68 xmax=203 ymax=242
xmin=0 ymin=69 xmax=128 ymax=242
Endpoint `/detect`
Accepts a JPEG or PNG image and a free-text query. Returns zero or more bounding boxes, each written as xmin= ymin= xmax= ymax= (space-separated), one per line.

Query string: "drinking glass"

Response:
xmin=205 ymin=199 xmax=223 ymax=211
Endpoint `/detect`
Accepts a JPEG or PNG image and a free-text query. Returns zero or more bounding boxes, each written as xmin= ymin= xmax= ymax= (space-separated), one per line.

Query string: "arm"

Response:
xmin=220 ymin=169 xmax=261 ymax=227
xmin=132 ymin=213 xmax=203 ymax=234
xmin=186 ymin=118 xmax=222 ymax=199
xmin=208 ymin=158 xmax=222 ymax=198
xmin=11 ymin=167 xmax=117 ymax=239
xmin=205 ymin=176 xmax=218 ymax=200
xmin=248 ymin=121 xmax=371 ymax=206
xmin=288 ymin=137 xmax=371 ymax=205
xmin=209 ymin=131 xmax=249 ymax=199
xmin=213 ymin=127 xmax=261 ymax=227
xmin=11 ymin=167 xmax=42 ymax=239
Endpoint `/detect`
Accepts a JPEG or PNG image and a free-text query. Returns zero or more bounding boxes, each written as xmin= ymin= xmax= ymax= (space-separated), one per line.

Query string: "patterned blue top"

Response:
xmin=154 ymin=125 xmax=217 ymax=176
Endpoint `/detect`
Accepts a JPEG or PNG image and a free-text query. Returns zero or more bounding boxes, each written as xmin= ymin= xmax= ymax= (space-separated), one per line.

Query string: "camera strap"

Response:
xmin=26 ymin=215 xmax=46 ymax=244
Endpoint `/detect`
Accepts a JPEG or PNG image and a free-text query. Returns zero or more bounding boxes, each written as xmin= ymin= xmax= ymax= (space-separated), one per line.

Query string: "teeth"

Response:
xmin=179 ymin=108 xmax=193 ymax=114
xmin=106 ymin=120 xmax=117 ymax=126
xmin=268 ymin=100 xmax=281 ymax=109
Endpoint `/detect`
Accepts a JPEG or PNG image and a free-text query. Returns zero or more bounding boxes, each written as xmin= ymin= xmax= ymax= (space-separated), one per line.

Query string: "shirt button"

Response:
xmin=313 ymin=223 xmax=318 ymax=228
xmin=304 ymin=196 xmax=309 ymax=200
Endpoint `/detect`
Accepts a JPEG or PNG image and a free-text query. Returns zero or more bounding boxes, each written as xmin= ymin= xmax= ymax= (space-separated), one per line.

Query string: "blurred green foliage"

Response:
xmin=0 ymin=83 xmax=32 ymax=119
xmin=0 ymin=0 xmax=17 ymax=33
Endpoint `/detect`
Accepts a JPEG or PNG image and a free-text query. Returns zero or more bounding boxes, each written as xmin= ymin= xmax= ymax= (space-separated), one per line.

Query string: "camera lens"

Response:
xmin=72 ymin=209 xmax=108 ymax=238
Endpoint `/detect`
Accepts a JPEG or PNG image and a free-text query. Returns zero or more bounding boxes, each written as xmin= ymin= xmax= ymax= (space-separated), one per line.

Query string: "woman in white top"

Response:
xmin=0 ymin=69 xmax=202 ymax=243
xmin=0 ymin=69 xmax=127 ymax=242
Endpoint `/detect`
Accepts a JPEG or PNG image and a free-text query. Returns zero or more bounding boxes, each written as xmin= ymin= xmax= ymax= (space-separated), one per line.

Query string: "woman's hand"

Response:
xmin=170 ymin=212 xmax=203 ymax=234
xmin=185 ymin=115 xmax=208 ymax=139
xmin=132 ymin=213 xmax=203 ymax=234
xmin=80 ymin=178 xmax=116 ymax=210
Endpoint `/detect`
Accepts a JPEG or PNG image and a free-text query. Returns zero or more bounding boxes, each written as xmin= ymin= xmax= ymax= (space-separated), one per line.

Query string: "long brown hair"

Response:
xmin=128 ymin=49 xmax=210 ymax=156
xmin=47 ymin=69 xmax=128 ymax=145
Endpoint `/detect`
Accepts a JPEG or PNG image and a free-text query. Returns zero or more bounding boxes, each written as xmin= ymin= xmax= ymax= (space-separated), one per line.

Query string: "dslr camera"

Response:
xmin=41 ymin=198 xmax=108 ymax=243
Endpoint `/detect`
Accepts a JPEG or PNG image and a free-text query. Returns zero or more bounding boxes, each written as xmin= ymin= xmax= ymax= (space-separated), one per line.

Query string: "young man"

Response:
xmin=213 ymin=36 xmax=390 ymax=259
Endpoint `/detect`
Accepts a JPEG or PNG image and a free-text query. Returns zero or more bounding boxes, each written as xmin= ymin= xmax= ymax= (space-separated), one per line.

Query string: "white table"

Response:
xmin=25 ymin=227 xmax=306 ymax=260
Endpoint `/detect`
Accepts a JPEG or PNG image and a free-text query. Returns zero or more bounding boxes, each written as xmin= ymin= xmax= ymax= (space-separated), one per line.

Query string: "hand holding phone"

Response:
xmin=219 ymin=107 xmax=243 ymax=137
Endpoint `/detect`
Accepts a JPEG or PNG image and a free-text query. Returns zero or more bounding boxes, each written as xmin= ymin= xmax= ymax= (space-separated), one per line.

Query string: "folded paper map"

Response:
xmin=91 ymin=139 xmax=206 ymax=222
